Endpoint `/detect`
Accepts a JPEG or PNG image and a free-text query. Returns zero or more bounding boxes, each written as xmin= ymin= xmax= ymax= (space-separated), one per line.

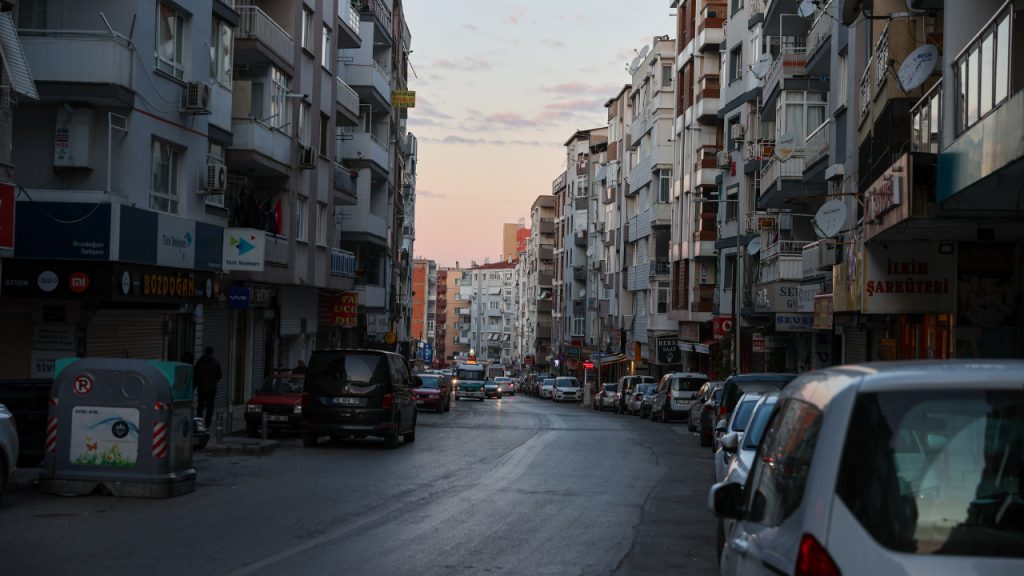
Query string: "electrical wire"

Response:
xmin=15 ymin=183 xmax=106 ymax=224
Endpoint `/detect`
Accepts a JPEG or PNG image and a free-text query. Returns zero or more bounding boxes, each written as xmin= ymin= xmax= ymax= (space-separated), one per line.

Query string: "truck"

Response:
xmin=453 ymin=362 xmax=486 ymax=401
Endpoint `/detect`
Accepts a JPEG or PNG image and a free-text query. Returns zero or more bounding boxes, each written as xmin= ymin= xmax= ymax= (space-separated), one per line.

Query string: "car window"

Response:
xmin=730 ymin=397 xmax=759 ymax=432
xmin=306 ymin=352 xmax=390 ymax=394
xmin=556 ymin=377 xmax=579 ymax=388
xmin=836 ymin=389 xmax=1024 ymax=557
xmin=603 ymin=383 xmax=618 ymax=392
xmin=744 ymin=398 xmax=822 ymax=527
xmin=742 ymin=399 xmax=777 ymax=450
xmin=671 ymin=376 xmax=706 ymax=392
xmin=543 ymin=378 xmax=556 ymax=386
xmin=416 ymin=375 xmax=441 ymax=389
xmin=456 ymin=367 xmax=485 ymax=380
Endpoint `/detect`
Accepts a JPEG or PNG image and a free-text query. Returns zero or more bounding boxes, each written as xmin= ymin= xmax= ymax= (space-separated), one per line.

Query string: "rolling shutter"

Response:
xmin=201 ymin=304 xmax=232 ymax=410
xmin=86 ymin=310 xmax=166 ymax=359
xmin=0 ymin=308 xmax=33 ymax=378
xmin=251 ymin=310 xmax=265 ymax=397
xmin=844 ymin=327 xmax=868 ymax=364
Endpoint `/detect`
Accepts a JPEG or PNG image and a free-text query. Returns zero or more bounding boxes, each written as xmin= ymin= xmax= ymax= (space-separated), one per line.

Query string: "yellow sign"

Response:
xmin=391 ymin=90 xmax=416 ymax=108
xmin=384 ymin=331 xmax=397 ymax=344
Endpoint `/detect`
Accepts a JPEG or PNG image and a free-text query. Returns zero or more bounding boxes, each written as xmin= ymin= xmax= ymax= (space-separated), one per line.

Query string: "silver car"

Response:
xmin=713 ymin=391 xmax=766 ymax=484
xmin=592 ymin=382 xmax=619 ymax=411
xmin=0 ymin=403 xmax=18 ymax=506
xmin=710 ymin=361 xmax=1024 ymax=575
xmin=539 ymin=378 xmax=557 ymax=399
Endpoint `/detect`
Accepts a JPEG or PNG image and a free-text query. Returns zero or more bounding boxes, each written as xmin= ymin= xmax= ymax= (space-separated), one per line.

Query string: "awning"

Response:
xmin=589 ymin=353 xmax=628 ymax=365
xmin=679 ymin=340 xmax=714 ymax=354
xmin=0 ymin=13 xmax=38 ymax=99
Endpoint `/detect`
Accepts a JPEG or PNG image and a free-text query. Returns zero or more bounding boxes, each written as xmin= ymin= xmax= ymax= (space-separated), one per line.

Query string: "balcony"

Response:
xmin=337 ymin=0 xmax=362 ymax=48
xmin=535 ymin=322 xmax=552 ymax=340
xmin=650 ymin=260 xmax=671 ymax=277
xmin=574 ymin=230 xmax=588 ymax=247
xmin=801 ymin=240 xmax=835 ymax=278
xmin=539 ymin=219 xmax=554 ymax=234
xmin=343 ymin=130 xmax=390 ymax=172
xmin=333 ymin=164 xmax=358 ymax=205
xmin=691 ymin=285 xmax=715 ymax=314
xmin=694 ymin=146 xmax=721 ymax=189
xmin=355 ymin=284 xmax=387 ymax=309
xmin=627 ymin=262 xmax=650 ymax=291
xmin=331 ymin=248 xmax=356 ymax=276
xmin=336 ymin=77 xmax=360 ymax=125
xmin=573 ymin=266 xmax=587 ymax=282
xmin=235 ymin=6 xmax=294 ymax=73
xmin=805 ymin=0 xmax=834 ymax=77
xmin=652 ymin=202 xmax=672 ymax=228
xmin=759 ymin=240 xmax=809 ymax=283
xmin=228 ymin=118 xmax=292 ymax=178
xmin=265 ymin=233 xmax=289 ymax=266
xmin=803 ymin=119 xmax=830 ymax=172
xmin=346 ymin=61 xmax=392 ymax=112
xmin=356 ymin=0 xmax=394 ymax=46
xmin=758 ymin=154 xmax=809 ymax=209
xmin=911 ymin=82 xmax=941 ymax=154
xmin=339 ymin=212 xmax=388 ymax=247
xmin=627 ymin=149 xmax=654 ymax=193
xmin=538 ymin=271 xmax=554 ymax=287
xmin=538 ymin=245 xmax=554 ymax=261
xmin=20 ymin=30 xmax=133 ymax=105
xmin=697 ymin=3 xmax=726 ymax=52
xmin=761 ymin=47 xmax=814 ymax=120
xmin=695 ymin=75 xmax=720 ymax=125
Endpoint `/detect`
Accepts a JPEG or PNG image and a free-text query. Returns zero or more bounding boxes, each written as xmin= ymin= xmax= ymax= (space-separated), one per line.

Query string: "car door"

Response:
xmin=390 ymin=355 xmax=413 ymax=431
xmin=721 ymin=398 xmax=824 ymax=576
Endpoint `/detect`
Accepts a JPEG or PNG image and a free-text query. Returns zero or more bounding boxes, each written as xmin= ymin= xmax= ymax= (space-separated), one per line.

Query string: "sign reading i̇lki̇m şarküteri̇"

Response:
xmin=222 ymin=228 xmax=266 ymax=272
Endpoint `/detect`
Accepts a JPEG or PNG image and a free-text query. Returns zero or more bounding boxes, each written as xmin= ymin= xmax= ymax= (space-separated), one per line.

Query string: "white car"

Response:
xmin=539 ymin=378 xmax=556 ymax=399
xmin=710 ymin=361 xmax=1024 ymax=575
xmin=0 ymin=403 xmax=18 ymax=506
xmin=552 ymin=377 xmax=580 ymax=402
xmin=713 ymin=392 xmax=767 ymax=484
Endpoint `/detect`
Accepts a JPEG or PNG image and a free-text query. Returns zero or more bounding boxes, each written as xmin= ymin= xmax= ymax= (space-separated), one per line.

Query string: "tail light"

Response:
xmin=301 ymin=393 xmax=310 ymax=407
xmin=382 ymin=393 xmax=394 ymax=410
xmin=795 ymin=534 xmax=840 ymax=576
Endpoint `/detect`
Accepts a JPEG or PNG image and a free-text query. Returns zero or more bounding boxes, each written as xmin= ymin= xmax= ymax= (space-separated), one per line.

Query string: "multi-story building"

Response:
xmin=551 ymin=171 xmax=567 ymax=371
xmin=460 ymin=261 xmax=515 ymax=366
xmin=434 ymin=267 xmax=447 ymax=366
xmin=410 ymin=258 xmax=435 ymax=345
xmin=523 ymin=195 xmax=555 ymax=371
xmin=441 ymin=267 xmax=469 ymax=365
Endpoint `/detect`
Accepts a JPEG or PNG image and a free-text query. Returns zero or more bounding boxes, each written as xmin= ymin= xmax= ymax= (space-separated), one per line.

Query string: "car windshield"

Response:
xmin=671 ymin=377 xmax=705 ymax=392
xmin=556 ymin=378 xmax=579 ymax=388
xmin=259 ymin=374 xmax=304 ymax=394
xmin=306 ymin=353 xmax=389 ymax=393
xmin=836 ymin=389 xmax=1024 ymax=557
xmin=742 ymin=400 xmax=777 ymax=449
xmin=603 ymin=383 xmax=618 ymax=392
xmin=456 ymin=368 xmax=485 ymax=381
xmin=416 ymin=376 xmax=441 ymax=389
xmin=730 ymin=397 xmax=759 ymax=432
xmin=543 ymin=379 xmax=556 ymax=387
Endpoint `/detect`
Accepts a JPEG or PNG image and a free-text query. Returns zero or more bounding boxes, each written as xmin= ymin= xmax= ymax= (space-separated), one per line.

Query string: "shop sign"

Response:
xmin=228 ymin=287 xmax=251 ymax=309
xmin=222 ymin=228 xmax=266 ymax=272
xmin=367 ymin=313 xmax=388 ymax=335
xmin=330 ymin=292 xmax=359 ymax=326
xmin=752 ymin=333 xmax=766 ymax=353
xmin=798 ymin=284 xmax=821 ymax=312
xmin=755 ymin=283 xmax=800 ymax=313
xmin=863 ymin=243 xmax=956 ymax=314
xmin=865 ymin=175 xmax=902 ymax=223
xmin=156 ymin=213 xmax=196 ymax=269
xmin=713 ymin=316 xmax=734 ymax=338
xmin=879 ymin=337 xmax=899 ymax=360
xmin=33 ymin=325 xmax=75 ymax=351
xmin=775 ymin=313 xmax=814 ymax=332
xmin=391 ymin=90 xmax=416 ymax=108
xmin=0 ymin=260 xmax=107 ymax=299
xmin=655 ymin=337 xmax=681 ymax=365
xmin=15 ymin=202 xmax=110 ymax=260
xmin=813 ymin=294 xmax=834 ymax=330
xmin=565 ymin=345 xmax=582 ymax=358
xmin=832 ymin=237 xmax=864 ymax=312
xmin=0 ymin=182 xmax=14 ymax=250
xmin=679 ymin=322 xmax=700 ymax=342
xmin=31 ymin=350 xmax=62 ymax=379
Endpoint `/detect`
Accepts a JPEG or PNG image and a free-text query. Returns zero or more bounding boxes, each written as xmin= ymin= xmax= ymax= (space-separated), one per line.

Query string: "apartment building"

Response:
xmin=524 ymin=195 xmax=556 ymax=372
xmin=442 ymin=267 xmax=469 ymax=365
xmin=460 ymin=261 xmax=516 ymax=366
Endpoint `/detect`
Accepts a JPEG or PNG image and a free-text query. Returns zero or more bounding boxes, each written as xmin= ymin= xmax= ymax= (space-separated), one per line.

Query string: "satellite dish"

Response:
xmin=630 ymin=56 xmax=642 ymax=73
xmin=814 ymin=199 xmax=848 ymax=238
xmin=746 ymin=236 xmax=763 ymax=256
xmin=750 ymin=54 xmax=772 ymax=80
xmin=775 ymin=133 xmax=798 ymax=161
xmin=897 ymin=44 xmax=939 ymax=92
xmin=638 ymin=45 xmax=650 ymax=59
xmin=798 ymin=0 xmax=817 ymax=18
xmin=841 ymin=0 xmax=868 ymax=25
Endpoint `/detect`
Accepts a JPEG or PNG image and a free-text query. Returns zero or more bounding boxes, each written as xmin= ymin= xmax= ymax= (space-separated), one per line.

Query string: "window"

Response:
xmin=210 ymin=20 xmax=233 ymax=86
xmin=319 ymin=113 xmax=331 ymax=158
xmin=661 ymin=64 xmax=672 ymax=88
xmin=726 ymin=115 xmax=741 ymax=151
xmin=298 ymin=101 xmax=311 ymax=146
xmin=744 ymin=399 xmax=822 ymax=526
xmin=156 ymin=3 xmax=185 ymax=79
xmin=723 ymin=253 xmax=736 ymax=288
xmin=572 ymin=317 xmax=584 ymax=336
xmin=205 ymin=142 xmax=225 ymax=208
xmin=729 ymin=45 xmax=743 ymax=83
xmin=834 ymin=54 xmax=848 ymax=111
xmin=956 ymin=12 xmax=1011 ymax=135
xmin=777 ymin=91 xmax=827 ymax=140
xmin=150 ymin=139 xmax=180 ymax=213
xmin=489 ymin=301 xmax=499 ymax=310
xmin=296 ymin=196 xmax=308 ymax=242
xmin=270 ymin=66 xmax=291 ymax=133
xmin=301 ymin=8 xmax=314 ymax=52
xmin=731 ymin=0 xmax=744 ymax=15
xmin=315 ymin=202 xmax=327 ymax=246
xmin=658 ymin=169 xmax=671 ymax=203
xmin=657 ymin=281 xmax=669 ymax=314
xmin=321 ymin=24 xmax=332 ymax=71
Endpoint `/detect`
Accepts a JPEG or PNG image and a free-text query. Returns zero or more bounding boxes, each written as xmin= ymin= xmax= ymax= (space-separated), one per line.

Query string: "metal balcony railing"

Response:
xmin=807 ymin=0 xmax=834 ymax=57
xmin=331 ymin=248 xmax=356 ymax=276
xmin=804 ymin=119 xmax=829 ymax=166
xmin=336 ymin=76 xmax=360 ymax=115
xmin=911 ymin=81 xmax=942 ymax=154
xmin=356 ymin=0 xmax=393 ymax=42
xmin=236 ymin=6 xmax=293 ymax=66
xmin=763 ymin=47 xmax=809 ymax=102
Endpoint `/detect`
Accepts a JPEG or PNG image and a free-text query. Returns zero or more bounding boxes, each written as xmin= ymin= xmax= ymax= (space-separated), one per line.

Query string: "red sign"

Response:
xmin=0 ymin=182 xmax=14 ymax=250
xmin=713 ymin=316 xmax=734 ymax=338
xmin=582 ymin=361 xmax=594 ymax=369
xmin=72 ymin=374 xmax=93 ymax=396
xmin=524 ymin=355 xmax=534 ymax=366
xmin=330 ymin=292 xmax=358 ymax=326
xmin=68 ymin=272 xmax=90 ymax=294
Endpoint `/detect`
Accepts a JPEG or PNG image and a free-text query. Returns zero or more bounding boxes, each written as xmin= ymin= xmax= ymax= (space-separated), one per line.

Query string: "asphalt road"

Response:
xmin=0 ymin=394 xmax=719 ymax=576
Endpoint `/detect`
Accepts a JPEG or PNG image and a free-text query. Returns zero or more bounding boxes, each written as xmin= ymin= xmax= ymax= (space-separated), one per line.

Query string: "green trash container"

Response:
xmin=39 ymin=357 xmax=196 ymax=498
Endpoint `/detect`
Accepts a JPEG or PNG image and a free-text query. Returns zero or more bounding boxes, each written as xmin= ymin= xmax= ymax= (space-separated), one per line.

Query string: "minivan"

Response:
xmin=301 ymin=349 xmax=417 ymax=449
xmin=650 ymin=372 xmax=709 ymax=422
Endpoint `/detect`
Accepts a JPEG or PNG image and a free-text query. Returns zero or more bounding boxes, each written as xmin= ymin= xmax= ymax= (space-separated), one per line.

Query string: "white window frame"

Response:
xmin=301 ymin=7 xmax=314 ymax=52
xmin=298 ymin=100 xmax=311 ymax=146
xmin=296 ymin=196 xmax=308 ymax=242
xmin=151 ymin=139 xmax=181 ymax=214
xmin=572 ymin=317 xmax=585 ymax=337
xmin=156 ymin=2 xmax=186 ymax=80
xmin=729 ymin=44 xmax=743 ymax=84
xmin=776 ymin=91 xmax=827 ymax=141
xmin=270 ymin=66 xmax=291 ymax=133
xmin=315 ymin=202 xmax=327 ymax=246
xmin=321 ymin=24 xmax=332 ymax=71
xmin=210 ymin=19 xmax=233 ymax=87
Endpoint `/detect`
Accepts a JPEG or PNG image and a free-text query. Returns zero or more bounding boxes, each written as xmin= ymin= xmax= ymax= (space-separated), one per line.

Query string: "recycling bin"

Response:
xmin=39 ymin=357 xmax=196 ymax=498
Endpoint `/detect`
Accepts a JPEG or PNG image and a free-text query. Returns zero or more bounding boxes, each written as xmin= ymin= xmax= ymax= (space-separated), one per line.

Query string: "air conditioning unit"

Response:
xmin=299 ymin=145 xmax=316 ymax=168
xmin=716 ymin=150 xmax=731 ymax=168
xmin=621 ymin=314 xmax=634 ymax=329
xmin=183 ymin=81 xmax=211 ymax=114
xmin=203 ymin=163 xmax=227 ymax=193
xmin=730 ymin=123 xmax=745 ymax=141
xmin=816 ymin=241 xmax=837 ymax=271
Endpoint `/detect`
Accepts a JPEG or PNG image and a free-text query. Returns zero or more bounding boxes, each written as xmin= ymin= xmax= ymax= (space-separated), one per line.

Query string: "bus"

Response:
xmin=453 ymin=362 xmax=486 ymax=401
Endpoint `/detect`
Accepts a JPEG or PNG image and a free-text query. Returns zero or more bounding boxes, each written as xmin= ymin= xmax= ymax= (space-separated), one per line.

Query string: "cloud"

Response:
xmin=415 ymin=97 xmax=453 ymax=120
xmin=546 ymin=81 xmax=620 ymax=96
xmin=461 ymin=24 xmax=481 ymax=34
xmin=416 ymin=189 xmax=446 ymax=199
xmin=507 ymin=5 xmax=527 ymax=25
xmin=441 ymin=135 xmax=488 ymax=145
xmin=534 ymin=97 xmax=607 ymax=124
xmin=486 ymin=112 xmax=537 ymax=128
xmin=431 ymin=57 xmax=491 ymax=71
xmin=541 ymin=38 xmax=565 ymax=49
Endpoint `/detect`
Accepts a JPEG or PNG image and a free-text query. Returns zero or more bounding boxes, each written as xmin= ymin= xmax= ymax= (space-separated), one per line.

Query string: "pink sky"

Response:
xmin=403 ymin=1 xmax=672 ymax=267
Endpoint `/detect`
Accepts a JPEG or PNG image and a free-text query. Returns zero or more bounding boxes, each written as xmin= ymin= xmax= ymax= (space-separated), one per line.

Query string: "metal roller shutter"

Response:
xmin=201 ymin=305 xmax=232 ymax=411
xmin=86 ymin=311 xmax=166 ymax=359
xmin=844 ymin=327 xmax=868 ymax=364
xmin=252 ymin=310 xmax=265 ymax=396
xmin=0 ymin=308 xmax=33 ymax=378
xmin=278 ymin=286 xmax=318 ymax=336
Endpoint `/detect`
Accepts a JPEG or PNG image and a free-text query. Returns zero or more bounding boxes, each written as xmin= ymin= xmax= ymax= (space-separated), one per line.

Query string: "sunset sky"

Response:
xmin=403 ymin=1 xmax=673 ymax=267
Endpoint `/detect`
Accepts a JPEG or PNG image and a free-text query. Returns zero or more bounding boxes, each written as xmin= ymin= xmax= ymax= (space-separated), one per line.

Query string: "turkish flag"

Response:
xmin=0 ymin=182 xmax=14 ymax=250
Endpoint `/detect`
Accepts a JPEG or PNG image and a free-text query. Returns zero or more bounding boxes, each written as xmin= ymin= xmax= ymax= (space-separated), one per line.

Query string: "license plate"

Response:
xmin=331 ymin=397 xmax=362 ymax=406
xmin=268 ymin=415 xmax=289 ymax=422
xmin=416 ymin=400 xmax=424 ymax=405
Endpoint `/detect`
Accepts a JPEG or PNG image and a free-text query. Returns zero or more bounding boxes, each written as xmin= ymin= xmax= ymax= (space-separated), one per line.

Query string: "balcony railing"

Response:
xmin=20 ymin=30 xmax=134 ymax=95
xmin=761 ymin=240 xmax=810 ymax=262
xmin=699 ymin=3 xmax=727 ymax=31
xmin=760 ymin=154 xmax=805 ymax=191
xmin=763 ymin=47 xmax=809 ymax=103
xmin=859 ymin=58 xmax=872 ymax=123
xmin=236 ymin=6 xmax=294 ymax=67
xmin=803 ymin=119 xmax=829 ymax=167
xmin=356 ymin=0 xmax=393 ymax=43
xmin=696 ymin=74 xmax=720 ymax=102
xmin=336 ymin=76 xmax=360 ymax=118
xmin=649 ymin=260 xmax=671 ymax=277
xmin=911 ymin=81 xmax=942 ymax=154
xmin=807 ymin=0 xmax=834 ymax=57
xmin=339 ymin=0 xmax=361 ymax=37
xmin=331 ymin=248 xmax=356 ymax=276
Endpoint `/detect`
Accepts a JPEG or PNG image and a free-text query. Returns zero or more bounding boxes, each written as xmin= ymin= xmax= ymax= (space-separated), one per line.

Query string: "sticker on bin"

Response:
xmin=72 ymin=374 xmax=94 ymax=396
xmin=69 ymin=406 xmax=140 ymax=466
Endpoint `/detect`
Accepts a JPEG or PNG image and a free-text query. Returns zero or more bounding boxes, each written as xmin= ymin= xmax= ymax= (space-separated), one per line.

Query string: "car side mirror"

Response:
xmin=691 ymin=391 xmax=699 ymax=399
xmin=715 ymin=419 xmax=727 ymax=433
xmin=708 ymin=481 xmax=745 ymax=519
xmin=721 ymin=431 xmax=740 ymax=452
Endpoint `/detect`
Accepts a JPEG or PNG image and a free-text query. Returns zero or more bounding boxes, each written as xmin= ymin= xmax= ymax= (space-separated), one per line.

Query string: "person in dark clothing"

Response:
xmin=194 ymin=346 xmax=222 ymax=427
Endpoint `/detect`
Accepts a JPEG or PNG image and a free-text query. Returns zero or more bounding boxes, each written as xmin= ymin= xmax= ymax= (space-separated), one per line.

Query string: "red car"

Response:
xmin=245 ymin=372 xmax=305 ymax=437
xmin=414 ymin=373 xmax=451 ymax=413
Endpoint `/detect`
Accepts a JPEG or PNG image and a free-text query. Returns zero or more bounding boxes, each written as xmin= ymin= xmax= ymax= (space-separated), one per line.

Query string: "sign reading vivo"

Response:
xmin=227 ymin=287 xmax=252 ymax=309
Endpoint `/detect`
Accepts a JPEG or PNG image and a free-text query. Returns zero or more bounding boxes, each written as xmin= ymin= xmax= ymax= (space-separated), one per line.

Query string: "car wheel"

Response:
xmin=302 ymin=431 xmax=318 ymax=448
xmin=403 ymin=415 xmax=417 ymax=443
xmin=384 ymin=421 xmax=400 ymax=449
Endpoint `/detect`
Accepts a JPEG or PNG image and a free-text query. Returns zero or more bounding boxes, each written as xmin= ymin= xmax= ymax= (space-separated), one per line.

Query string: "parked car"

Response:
xmin=650 ymin=372 xmax=708 ymax=422
xmin=413 ymin=373 xmax=451 ymax=413
xmin=484 ymin=378 xmax=504 ymax=399
xmin=0 ymin=403 xmax=17 ymax=505
xmin=715 ymin=373 xmax=795 ymax=445
xmin=710 ymin=360 xmax=1024 ymax=575
xmin=627 ymin=383 xmax=651 ymax=415
xmin=697 ymin=382 xmax=724 ymax=447
xmin=493 ymin=376 xmax=515 ymax=396
xmin=688 ymin=380 xmax=721 ymax=432
xmin=0 ymin=378 xmax=53 ymax=466
xmin=592 ymin=382 xmax=619 ymax=411
xmin=539 ymin=378 xmax=557 ymax=399
xmin=713 ymin=391 xmax=766 ymax=484
xmin=244 ymin=371 xmax=305 ymax=437
xmin=639 ymin=384 xmax=657 ymax=418
xmin=618 ymin=375 xmax=656 ymax=414
xmin=301 ymin=349 xmax=417 ymax=449
xmin=552 ymin=377 xmax=580 ymax=402
xmin=715 ymin=392 xmax=778 ymax=562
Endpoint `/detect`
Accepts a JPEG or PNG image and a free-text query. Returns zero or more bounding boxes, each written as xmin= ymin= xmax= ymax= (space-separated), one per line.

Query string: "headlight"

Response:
xmin=293 ymin=405 xmax=302 ymax=414
xmin=497 ymin=387 xmax=503 ymax=392
xmin=247 ymin=404 xmax=261 ymax=413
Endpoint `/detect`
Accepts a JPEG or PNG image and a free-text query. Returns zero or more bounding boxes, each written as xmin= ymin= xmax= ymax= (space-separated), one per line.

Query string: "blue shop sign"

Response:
xmin=227 ymin=286 xmax=251 ymax=309
xmin=119 ymin=206 xmax=223 ymax=271
xmin=14 ymin=202 xmax=111 ymax=260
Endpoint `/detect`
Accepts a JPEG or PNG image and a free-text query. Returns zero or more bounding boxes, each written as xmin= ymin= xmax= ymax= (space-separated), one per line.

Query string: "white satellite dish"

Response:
xmin=798 ymin=0 xmax=817 ymax=18
xmin=747 ymin=236 xmax=763 ymax=256
xmin=750 ymin=54 xmax=772 ymax=80
xmin=638 ymin=45 xmax=650 ymax=60
xmin=814 ymin=199 xmax=849 ymax=238
xmin=629 ymin=56 xmax=642 ymax=73
xmin=775 ymin=133 xmax=798 ymax=161
xmin=897 ymin=44 xmax=939 ymax=92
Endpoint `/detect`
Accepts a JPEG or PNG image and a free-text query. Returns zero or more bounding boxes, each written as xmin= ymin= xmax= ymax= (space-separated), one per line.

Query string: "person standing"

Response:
xmin=194 ymin=346 xmax=222 ymax=427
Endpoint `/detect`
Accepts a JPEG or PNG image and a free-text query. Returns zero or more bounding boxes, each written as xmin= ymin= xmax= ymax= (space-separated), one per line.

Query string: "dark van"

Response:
xmin=301 ymin=349 xmax=417 ymax=449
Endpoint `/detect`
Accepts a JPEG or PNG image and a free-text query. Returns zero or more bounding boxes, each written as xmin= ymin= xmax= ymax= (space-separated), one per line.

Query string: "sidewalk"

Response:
xmin=200 ymin=433 xmax=279 ymax=456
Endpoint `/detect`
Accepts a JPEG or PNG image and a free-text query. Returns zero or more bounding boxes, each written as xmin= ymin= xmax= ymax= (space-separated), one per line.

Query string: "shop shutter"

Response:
xmin=86 ymin=311 xmax=166 ymax=360
xmin=252 ymin=310 xmax=265 ymax=397
xmin=278 ymin=286 xmax=318 ymax=336
xmin=201 ymin=304 xmax=232 ymax=411
xmin=0 ymin=308 xmax=33 ymax=378
xmin=844 ymin=327 xmax=868 ymax=364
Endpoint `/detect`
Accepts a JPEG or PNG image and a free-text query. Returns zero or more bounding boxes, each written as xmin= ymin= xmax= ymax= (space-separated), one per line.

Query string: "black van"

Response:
xmin=301 ymin=349 xmax=417 ymax=449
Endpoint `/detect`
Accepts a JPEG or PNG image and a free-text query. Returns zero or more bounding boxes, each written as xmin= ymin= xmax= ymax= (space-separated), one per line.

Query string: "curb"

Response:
xmin=198 ymin=438 xmax=279 ymax=456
